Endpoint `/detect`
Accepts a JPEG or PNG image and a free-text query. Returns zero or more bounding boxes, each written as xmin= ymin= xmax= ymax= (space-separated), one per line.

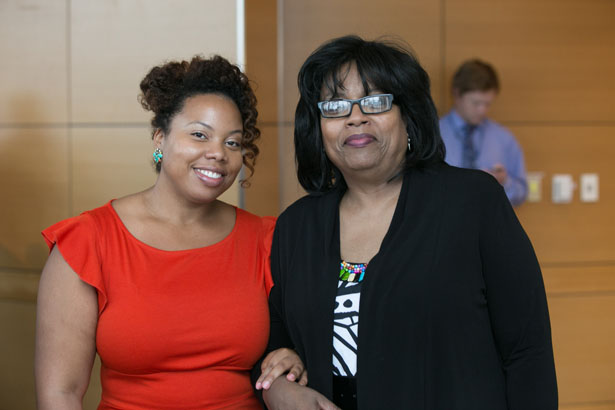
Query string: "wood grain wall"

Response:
xmin=0 ymin=1 xmax=241 ymax=409
xmin=244 ymin=0 xmax=280 ymax=216
xmin=247 ymin=0 xmax=615 ymax=408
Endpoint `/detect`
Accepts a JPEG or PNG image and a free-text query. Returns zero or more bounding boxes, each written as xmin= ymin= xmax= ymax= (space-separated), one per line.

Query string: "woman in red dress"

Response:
xmin=35 ymin=55 xmax=304 ymax=409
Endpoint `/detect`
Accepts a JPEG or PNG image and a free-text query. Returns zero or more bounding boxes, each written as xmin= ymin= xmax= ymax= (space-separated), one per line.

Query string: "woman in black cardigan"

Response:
xmin=258 ymin=35 xmax=557 ymax=410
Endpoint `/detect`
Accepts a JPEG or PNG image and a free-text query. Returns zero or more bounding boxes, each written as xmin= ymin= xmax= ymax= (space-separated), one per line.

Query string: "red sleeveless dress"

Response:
xmin=43 ymin=202 xmax=275 ymax=409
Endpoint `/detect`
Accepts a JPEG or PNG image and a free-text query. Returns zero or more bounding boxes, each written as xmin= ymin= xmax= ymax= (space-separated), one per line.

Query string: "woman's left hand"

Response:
xmin=255 ymin=348 xmax=308 ymax=390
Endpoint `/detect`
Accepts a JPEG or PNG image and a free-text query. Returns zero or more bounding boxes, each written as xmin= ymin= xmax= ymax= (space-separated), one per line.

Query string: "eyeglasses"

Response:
xmin=317 ymin=94 xmax=394 ymax=118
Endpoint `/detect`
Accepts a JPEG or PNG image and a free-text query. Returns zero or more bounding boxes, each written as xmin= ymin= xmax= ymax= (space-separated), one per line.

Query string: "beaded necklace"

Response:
xmin=339 ymin=261 xmax=367 ymax=283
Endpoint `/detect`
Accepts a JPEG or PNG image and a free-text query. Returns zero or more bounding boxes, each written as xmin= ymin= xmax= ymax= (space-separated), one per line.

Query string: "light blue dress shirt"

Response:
xmin=439 ymin=110 xmax=528 ymax=206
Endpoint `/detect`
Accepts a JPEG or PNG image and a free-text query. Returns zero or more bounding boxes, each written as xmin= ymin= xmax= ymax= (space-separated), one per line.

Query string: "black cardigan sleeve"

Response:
xmin=479 ymin=182 xmax=558 ymax=409
xmin=250 ymin=219 xmax=296 ymax=394
xmin=266 ymin=220 xmax=295 ymax=352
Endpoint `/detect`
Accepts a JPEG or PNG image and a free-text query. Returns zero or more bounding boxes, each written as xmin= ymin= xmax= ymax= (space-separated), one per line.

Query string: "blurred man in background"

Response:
xmin=440 ymin=59 xmax=528 ymax=206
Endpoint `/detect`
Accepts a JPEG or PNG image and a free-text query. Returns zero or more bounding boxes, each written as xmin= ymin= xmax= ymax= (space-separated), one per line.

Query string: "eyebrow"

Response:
xmin=321 ymin=83 xmax=380 ymax=100
xmin=322 ymin=90 xmax=384 ymax=101
xmin=187 ymin=121 xmax=243 ymax=135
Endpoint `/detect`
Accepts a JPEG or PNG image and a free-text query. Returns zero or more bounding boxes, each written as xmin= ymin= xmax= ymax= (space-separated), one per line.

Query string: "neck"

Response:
xmin=144 ymin=175 xmax=222 ymax=226
xmin=452 ymin=108 xmax=480 ymax=126
xmin=342 ymin=169 xmax=404 ymax=209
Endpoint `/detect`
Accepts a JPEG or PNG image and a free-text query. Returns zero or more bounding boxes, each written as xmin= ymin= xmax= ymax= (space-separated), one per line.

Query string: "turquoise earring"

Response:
xmin=153 ymin=148 xmax=163 ymax=164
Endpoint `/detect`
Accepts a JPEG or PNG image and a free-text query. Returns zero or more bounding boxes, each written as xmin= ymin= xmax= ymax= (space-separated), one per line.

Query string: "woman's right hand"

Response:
xmin=263 ymin=377 xmax=340 ymax=410
xmin=256 ymin=347 xmax=308 ymax=390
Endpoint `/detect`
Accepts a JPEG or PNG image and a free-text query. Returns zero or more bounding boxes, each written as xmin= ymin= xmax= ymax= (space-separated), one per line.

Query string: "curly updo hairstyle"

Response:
xmin=139 ymin=55 xmax=260 ymax=185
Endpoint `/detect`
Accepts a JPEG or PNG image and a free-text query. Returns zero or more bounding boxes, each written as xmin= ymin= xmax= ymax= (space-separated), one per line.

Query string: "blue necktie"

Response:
xmin=461 ymin=124 xmax=476 ymax=169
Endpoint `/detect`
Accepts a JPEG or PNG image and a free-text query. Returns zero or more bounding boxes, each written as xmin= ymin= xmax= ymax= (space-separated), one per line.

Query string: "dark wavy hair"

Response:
xmin=295 ymin=35 xmax=445 ymax=193
xmin=139 ymin=55 xmax=260 ymax=185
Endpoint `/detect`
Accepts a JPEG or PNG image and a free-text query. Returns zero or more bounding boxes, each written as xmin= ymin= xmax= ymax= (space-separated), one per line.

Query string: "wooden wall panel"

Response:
xmin=0 ymin=271 xmax=39 ymax=303
xmin=560 ymin=404 xmax=615 ymax=410
xmin=244 ymin=125 xmax=280 ymax=216
xmin=513 ymin=126 xmax=615 ymax=264
xmin=71 ymin=0 xmax=238 ymax=123
xmin=245 ymin=0 xmax=278 ymax=124
xmin=279 ymin=0 xmax=442 ymax=208
xmin=278 ymin=124 xmax=306 ymax=208
xmin=0 ymin=300 xmax=37 ymax=410
xmin=71 ymin=127 xmax=156 ymax=213
xmin=0 ymin=129 xmax=69 ymax=270
xmin=545 ymin=265 xmax=615 ymax=406
xmin=444 ymin=0 xmax=615 ymax=122
xmin=544 ymin=265 xmax=615 ymax=295
xmin=549 ymin=294 xmax=615 ymax=404
xmin=244 ymin=0 xmax=279 ymax=214
xmin=0 ymin=0 xmax=67 ymax=124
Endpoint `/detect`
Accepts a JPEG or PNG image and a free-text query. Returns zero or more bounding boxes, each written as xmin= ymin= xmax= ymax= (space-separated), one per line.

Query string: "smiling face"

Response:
xmin=155 ymin=93 xmax=244 ymax=204
xmin=319 ymin=63 xmax=407 ymax=182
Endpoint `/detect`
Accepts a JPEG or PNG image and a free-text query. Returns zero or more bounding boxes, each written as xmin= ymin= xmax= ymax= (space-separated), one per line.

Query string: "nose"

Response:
xmin=477 ymin=101 xmax=491 ymax=116
xmin=204 ymin=140 xmax=226 ymax=162
xmin=346 ymin=102 xmax=369 ymax=126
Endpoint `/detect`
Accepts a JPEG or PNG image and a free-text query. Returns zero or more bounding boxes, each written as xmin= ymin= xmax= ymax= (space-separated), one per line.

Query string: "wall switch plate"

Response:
xmin=552 ymin=174 xmax=574 ymax=203
xmin=526 ymin=172 xmax=544 ymax=202
xmin=580 ymin=173 xmax=599 ymax=202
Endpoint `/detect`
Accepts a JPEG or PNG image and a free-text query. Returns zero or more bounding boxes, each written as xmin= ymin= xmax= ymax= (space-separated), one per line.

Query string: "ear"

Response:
xmin=153 ymin=128 xmax=164 ymax=148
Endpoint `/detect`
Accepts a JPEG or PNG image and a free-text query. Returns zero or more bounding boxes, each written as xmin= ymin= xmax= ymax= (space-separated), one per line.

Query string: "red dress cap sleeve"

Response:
xmin=42 ymin=213 xmax=107 ymax=314
xmin=261 ymin=216 xmax=277 ymax=296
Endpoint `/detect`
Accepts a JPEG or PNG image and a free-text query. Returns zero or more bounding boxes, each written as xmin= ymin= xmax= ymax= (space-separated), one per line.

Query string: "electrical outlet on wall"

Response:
xmin=552 ymin=174 xmax=574 ymax=204
xmin=580 ymin=173 xmax=599 ymax=202
xmin=527 ymin=172 xmax=544 ymax=202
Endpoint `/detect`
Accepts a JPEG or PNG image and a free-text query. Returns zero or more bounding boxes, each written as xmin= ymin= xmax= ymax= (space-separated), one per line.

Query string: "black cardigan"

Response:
xmin=266 ymin=163 xmax=557 ymax=409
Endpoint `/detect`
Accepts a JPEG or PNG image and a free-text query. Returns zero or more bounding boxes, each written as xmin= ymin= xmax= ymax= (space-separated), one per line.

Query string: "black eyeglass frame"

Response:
xmin=317 ymin=94 xmax=394 ymax=118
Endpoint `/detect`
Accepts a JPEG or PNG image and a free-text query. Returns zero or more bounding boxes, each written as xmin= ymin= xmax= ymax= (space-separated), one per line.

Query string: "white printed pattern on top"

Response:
xmin=333 ymin=280 xmax=361 ymax=377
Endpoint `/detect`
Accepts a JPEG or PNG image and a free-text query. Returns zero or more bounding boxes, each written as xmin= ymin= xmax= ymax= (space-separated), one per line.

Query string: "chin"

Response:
xmin=345 ymin=159 xmax=381 ymax=172
xmin=190 ymin=186 xmax=230 ymax=204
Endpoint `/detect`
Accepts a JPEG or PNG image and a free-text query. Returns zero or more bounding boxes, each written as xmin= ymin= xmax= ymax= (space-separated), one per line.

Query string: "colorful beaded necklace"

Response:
xmin=339 ymin=260 xmax=367 ymax=283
